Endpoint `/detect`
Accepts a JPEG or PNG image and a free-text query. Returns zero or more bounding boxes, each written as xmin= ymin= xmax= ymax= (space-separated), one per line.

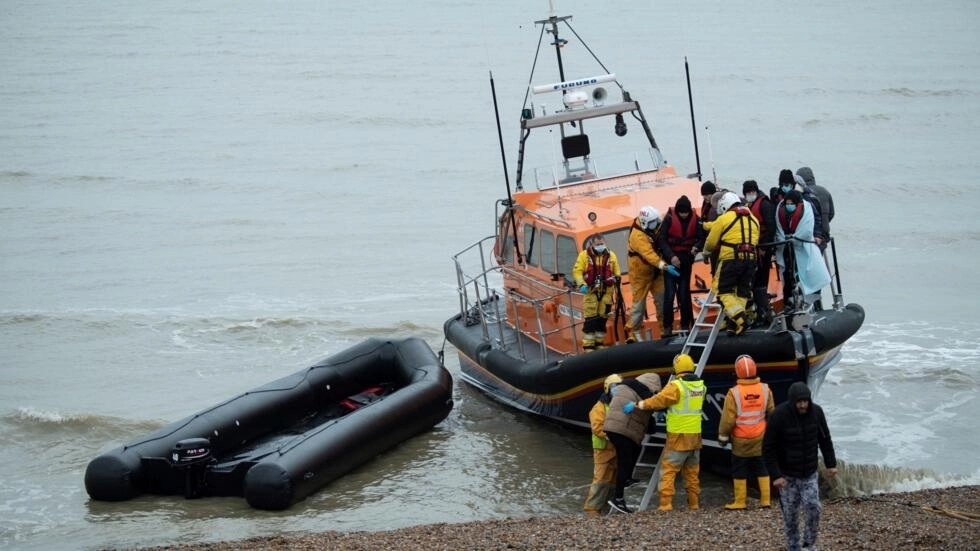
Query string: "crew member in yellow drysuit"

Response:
xmin=627 ymin=206 xmax=679 ymax=341
xmin=703 ymin=192 xmax=760 ymax=336
xmin=583 ymin=374 xmax=621 ymax=514
xmin=623 ymin=353 xmax=705 ymax=510
xmin=573 ymin=234 xmax=621 ymax=351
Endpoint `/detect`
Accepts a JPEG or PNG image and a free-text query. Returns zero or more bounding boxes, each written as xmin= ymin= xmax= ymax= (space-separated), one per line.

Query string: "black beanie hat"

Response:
xmin=700 ymin=181 xmax=716 ymax=195
xmin=742 ymin=179 xmax=759 ymax=193
xmin=675 ymin=195 xmax=692 ymax=213
xmin=786 ymin=190 xmax=803 ymax=204
xmin=778 ymin=169 xmax=795 ymax=186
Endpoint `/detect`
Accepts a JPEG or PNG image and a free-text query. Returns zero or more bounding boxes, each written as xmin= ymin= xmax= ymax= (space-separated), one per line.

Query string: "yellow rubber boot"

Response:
xmin=657 ymin=494 xmax=673 ymax=511
xmin=757 ymin=476 xmax=771 ymax=508
xmin=724 ymin=479 xmax=747 ymax=510
xmin=686 ymin=492 xmax=699 ymax=511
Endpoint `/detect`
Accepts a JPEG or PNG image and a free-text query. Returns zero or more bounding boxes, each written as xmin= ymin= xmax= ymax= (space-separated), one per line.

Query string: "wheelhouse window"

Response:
xmin=603 ymin=228 xmax=631 ymax=275
xmin=557 ymin=234 xmax=577 ymax=280
xmin=539 ymin=229 xmax=556 ymax=273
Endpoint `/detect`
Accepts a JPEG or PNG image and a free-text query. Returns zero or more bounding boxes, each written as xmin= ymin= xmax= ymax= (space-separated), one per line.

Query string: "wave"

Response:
xmin=839 ymin=321 xmax=980 ymax=386
xmin=829 ymin=461 xmax=980 ymax=497
xmin=803 ymin=113 xmax=894 ymax=127
xmin=1 ymin=406 xmax=163 ymax=437
xmin=879 ymin=87 xmax=975 ymax=98
xmin=0 ymin=170 xmax=32 ymax=178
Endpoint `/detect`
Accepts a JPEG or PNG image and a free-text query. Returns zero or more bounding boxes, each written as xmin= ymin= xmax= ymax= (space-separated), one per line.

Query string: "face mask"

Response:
xmin=647 ymin=221 xmax=659 ymax=231
xmin=781 ymin=185 xmax=792 ymax=194
xmin=785 ymin=203 xmax=797 ymax=213
xmin=593 ymin=244 xmax=607 ymax=253
xmin=745 ymin=192 xmax=757 ymax=203
xmin=677 ymin=211 xmax=690 ymax=219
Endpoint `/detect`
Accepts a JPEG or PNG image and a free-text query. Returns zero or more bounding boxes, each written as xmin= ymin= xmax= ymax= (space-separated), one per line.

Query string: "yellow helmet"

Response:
xmin=603 ymin=374 xmax=623 ymax=392
xmin=673 ymin=354 xmax=695 ymax=374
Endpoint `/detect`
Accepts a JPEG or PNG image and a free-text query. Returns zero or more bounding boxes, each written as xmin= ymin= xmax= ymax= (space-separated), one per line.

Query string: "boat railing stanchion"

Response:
xmin=828 ymin=236 xmax=845 ymax=310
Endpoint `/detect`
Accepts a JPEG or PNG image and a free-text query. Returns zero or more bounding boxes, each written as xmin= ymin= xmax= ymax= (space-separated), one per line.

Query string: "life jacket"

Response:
xmin=777 ymin=202 xmax=804 ymax=234
xmin=732 ymin=381 xmax=770 ymax=439
xmin=748 ymin=195 xmax=771 ymax=237
xmin=718 ymin=207 xmax=759 ymax=260
xmin=583 ymin=248 xmax=614 ymax=285
xmin=666 ymin=378 xmax=705 ymax=434
xmin=665 ymin=209 xmax=699 ymax=253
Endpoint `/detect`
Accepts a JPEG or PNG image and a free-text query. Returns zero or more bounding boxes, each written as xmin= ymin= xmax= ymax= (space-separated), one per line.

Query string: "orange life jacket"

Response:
xmin=732 ymin=381 xmax=769 ymax=439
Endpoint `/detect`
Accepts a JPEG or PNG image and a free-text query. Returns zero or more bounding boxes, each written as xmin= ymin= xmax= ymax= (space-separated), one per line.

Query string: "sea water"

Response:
xmin=1 ymin=0 xmax=978 ymax=548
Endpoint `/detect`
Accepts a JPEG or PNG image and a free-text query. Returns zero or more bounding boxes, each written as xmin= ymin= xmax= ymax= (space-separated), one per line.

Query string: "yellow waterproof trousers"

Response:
xmin=658 ymin=447 xmax=700 ymax=510
xmin=583 ymin=446 xmax=617 ymax=514
xmin=628 ymin=270 xmax=664 ymax=340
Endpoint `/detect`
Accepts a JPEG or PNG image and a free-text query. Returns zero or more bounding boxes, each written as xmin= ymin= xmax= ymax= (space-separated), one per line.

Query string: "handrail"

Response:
xmin=452 ymin=236 xmax=583 ymax=362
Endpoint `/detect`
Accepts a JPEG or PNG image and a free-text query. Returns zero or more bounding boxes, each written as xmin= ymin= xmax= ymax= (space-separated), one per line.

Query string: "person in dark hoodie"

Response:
xmin=763 ymin=382 xmax=838 ymax=551
xmin=602 ymin=372 xmax=662 ymax=513
xmin=796 ymin=167 xmax=834 ymax=251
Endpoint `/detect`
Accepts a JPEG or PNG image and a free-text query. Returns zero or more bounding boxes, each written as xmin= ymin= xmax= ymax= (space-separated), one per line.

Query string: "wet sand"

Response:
xmin=143 ymin=485 xmax=979 ymax=550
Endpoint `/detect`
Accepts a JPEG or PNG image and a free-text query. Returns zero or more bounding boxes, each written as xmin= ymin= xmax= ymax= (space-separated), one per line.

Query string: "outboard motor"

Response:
xmin=170 ymin=437 xmax=212 ymax=499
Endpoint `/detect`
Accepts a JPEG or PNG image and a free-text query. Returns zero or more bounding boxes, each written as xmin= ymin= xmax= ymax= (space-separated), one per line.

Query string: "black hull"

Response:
xmin=84 ymin=337 xmax=454 ymax=510
xmin=445 ymin=304 xmax=864 ymax=446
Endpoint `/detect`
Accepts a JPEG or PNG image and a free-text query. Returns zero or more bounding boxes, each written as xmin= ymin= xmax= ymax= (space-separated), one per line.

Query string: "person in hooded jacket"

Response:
xmin=796 ymin=167 xmax=834 ymax=251
xmin=763 ymin=382 xmax=837 ymax=551
xmin=602 ymin=372 xmax=662 ymax=513
xmin=624 ymin=354 xmax=704 ymax=511
xmin=583 ymin=374 xmax=622 ymax=515
xmin=656 ymin=195 xmax=704 ymax=337
xmin=718 ymin=355 xmax=776 ymax=510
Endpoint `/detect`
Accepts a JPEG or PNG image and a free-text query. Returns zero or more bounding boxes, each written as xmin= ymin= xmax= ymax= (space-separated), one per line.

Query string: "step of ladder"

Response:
xmin=635 ymin=290 xmax=726 ymax=512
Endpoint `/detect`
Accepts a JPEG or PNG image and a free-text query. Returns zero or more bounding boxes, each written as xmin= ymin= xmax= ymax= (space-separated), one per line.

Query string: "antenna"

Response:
xmin=705 ymin=125 xmax=718 ymax=183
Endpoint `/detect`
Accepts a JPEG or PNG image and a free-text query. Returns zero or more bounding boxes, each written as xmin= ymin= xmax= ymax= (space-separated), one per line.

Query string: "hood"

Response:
xmin=787 ymin=381 xmax=811 ymax=403
xmin=636 ymin=372 xmax=662 ymax=395
xmin=796 ymin=166 xmax=816 ymax=187
xmin=620 ymin=377 xmax=656 ymax=400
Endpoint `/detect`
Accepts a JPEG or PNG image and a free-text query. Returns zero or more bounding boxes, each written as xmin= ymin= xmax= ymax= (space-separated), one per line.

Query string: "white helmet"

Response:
xmin=638 ymin=205 xmax=661 ymax=230
xmin=717 ymin=192 xmax=741 ymax=214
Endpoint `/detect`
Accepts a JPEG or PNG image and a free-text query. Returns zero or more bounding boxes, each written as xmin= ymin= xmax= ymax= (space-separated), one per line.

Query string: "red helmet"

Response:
xmin=734 ymin=354 xmax=757 ymax=379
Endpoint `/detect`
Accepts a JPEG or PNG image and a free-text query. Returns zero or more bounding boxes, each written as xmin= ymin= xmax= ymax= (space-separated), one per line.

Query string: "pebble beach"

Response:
xmin=144 ymin=485 xmax=980 ymax=551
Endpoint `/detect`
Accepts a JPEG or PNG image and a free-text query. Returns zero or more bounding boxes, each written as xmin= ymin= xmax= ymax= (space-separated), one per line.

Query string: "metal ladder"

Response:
xmin=634 ymin=289 xmax=725 ymax=511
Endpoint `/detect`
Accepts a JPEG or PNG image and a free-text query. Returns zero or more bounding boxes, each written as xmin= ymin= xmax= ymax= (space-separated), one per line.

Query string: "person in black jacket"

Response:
xmin=656 ymin=195 xmax=705 ymax=337
xmin=763 ymin=382 xmax=838 ymax=551
xmin=742 ymin=179 xmax=776 ymax=326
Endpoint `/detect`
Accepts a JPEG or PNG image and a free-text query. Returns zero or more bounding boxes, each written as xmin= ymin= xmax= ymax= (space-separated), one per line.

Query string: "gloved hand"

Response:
xmin=665 ymin=265 xmax=681 ymax=278
xmin=579 ymin=284 xmax=589 ymax=294
xmin=622 ymin=401 xmax=636 ymax=414
xmin=604 ymin=277 xmax=617 ymax=286
xmin=718 ymin=435 xmax=730 ymax=448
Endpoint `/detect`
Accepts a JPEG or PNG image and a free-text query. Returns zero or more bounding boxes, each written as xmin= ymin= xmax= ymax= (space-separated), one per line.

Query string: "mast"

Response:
xmin=685 ymin=57 xmax=703 ymax=180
